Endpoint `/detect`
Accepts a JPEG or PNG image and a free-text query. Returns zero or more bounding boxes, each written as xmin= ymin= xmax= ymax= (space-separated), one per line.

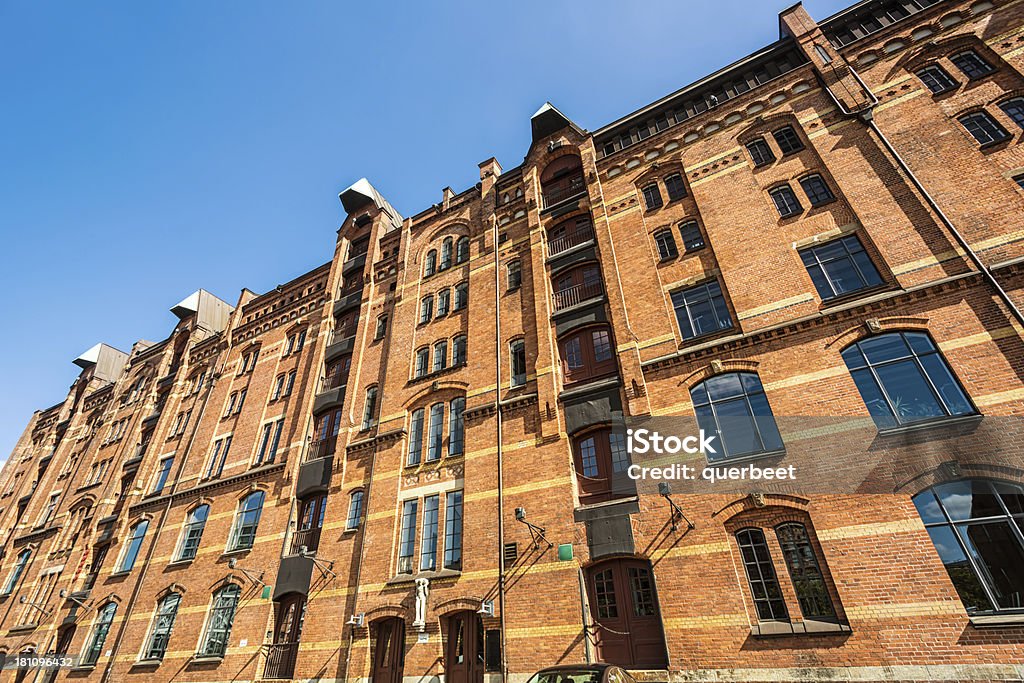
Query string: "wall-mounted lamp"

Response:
xmin=299 ymin=547 xmax=337 ymax=579
xmin=514 ymin=507 xmax=553 ymax=549
xmin=658 ymin=482 xmax=695 ymax=532
xmin=19 ymin=595 xmax=51 ymax=617
xmin=477 ymin=599 xmax=495 ymax=617
xmin=228 ymin=557 xmax=267 ymax=586
xmin=346 ymin=613 xmax=365 ymax=627
xmin=58 ymin=589 xmax=89 ymax=609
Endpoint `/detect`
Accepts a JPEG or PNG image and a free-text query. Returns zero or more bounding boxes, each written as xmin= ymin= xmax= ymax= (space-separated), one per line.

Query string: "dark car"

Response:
xmin=524 ymin=663 xmax=638 ymax=683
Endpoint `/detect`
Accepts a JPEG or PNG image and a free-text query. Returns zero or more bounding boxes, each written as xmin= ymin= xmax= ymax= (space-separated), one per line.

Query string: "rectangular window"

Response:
xmin=671 ymin=281 xmax=733 ymax=340
xmin=152 ymin=457 xmax=173 ymax=494
xmin=419 ymin=297 xmax=433 ymax=324
xmin=375 ymin=315 xmax=388 ymax=340
xmin=437 ymin=288 xmax=451 ymax=316
xmin=772 ymin=126 xmax=804 ymax=155
xmin=641 ymin=184 xmax=663 ymax=211
xmin=408 ymin=409 xmax=424 ymax=466
xmin=800 ymin=235 xmax=883 ymax=300
xmin=272 ymin=375 xmax=285 ymax=400
xmin=419 ymin=495 xmax=439 ymax=571
xmin=433 ymin=342 xmax=448 ymax=373
xmin=507 ymin=261 xmax=522 ymax=290
xmin=950 ymin=50 xmax=995 ymax=80
xmin=235 ymin=389 xmax=246 ymax=413
xmin=452 ymin=336 xmax=467 ymax=366
xmin=679 ymin=221 xmax=704 ymax=252
xmin=654 ymin=231 xmax=678 ymax=260
xmin=510 ymin=341 xmax=526 ymax=387
xmin=415 ymin=348 xmax=429 ymax=378
xmin=798 ymin=174 xmax=835 ymax=206
xmin=664 ymin=173 xmax=687 ymax=201
xmin=398 ymin=500 xmax=418 ymax=574
xmin=770 ymin=185 xmax=803 ymax=217
xmin=736 ymin=528 xmax=789 ymax=621
xmin=361 ymin=387 xmax=378 ymax=431
xmin=427 ymin=403 xmax=444 ymax=461
xmin=224 ymin=392 xmax=237 ymax=417
xmin=444 ymin=490 xmax=463 ymax=570
xmin=916 ymin=65 xmax=957 ymax=94
xmin=255 ymin=420 xmax=284 ymax=466
xmin=746 ymin=138 xmax=775 ymax=166
xmin=1015 ymin=174 xmax=1024 ymax=190
xmin=205 ymin=436 xmax=231 ymax=479
xmin=285 ymin=370 xmax=296 ymax=396
xmin=959 ymin=111 xmax=1010 ymax=145
xmin=999 ymin=98 xmax=1024 ymax=129
xmin=448 ymin=398 xmax=465 ymax=456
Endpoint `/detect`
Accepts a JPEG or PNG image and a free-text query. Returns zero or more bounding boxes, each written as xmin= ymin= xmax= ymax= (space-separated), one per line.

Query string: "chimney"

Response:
xmin=478 ymin=157 xmax=503 ymax=196
xmin=442 ymin=187 xmax=456 ymax=211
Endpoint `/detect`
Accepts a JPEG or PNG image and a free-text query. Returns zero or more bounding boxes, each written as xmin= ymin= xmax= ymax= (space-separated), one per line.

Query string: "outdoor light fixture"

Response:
xmin=658 ymin=482 xmax=694 ymax=532
xmin=228 ymin=557 xmax=267 ymax=586
xmin=477 ymin=599 xmax=495 ymax=616
xmin=300 ymin=547 xmax=337 ymax=579
xmin=514 ymin=507 xmax=553 ymax=549
xmin=58 ymin=589 xmax=89 ymax=608
xmin=18 ymin=595 xmax=51 ymax=617
xmin=346 ymin=613 xmax=365 ymax=627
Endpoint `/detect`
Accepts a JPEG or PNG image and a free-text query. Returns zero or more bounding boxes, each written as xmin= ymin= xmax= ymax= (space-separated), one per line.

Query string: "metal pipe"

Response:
xmin=492 ymin=211 xmax=508 ymax=683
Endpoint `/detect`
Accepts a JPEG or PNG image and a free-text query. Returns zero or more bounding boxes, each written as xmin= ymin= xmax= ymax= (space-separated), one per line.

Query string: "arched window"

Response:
xmin=540 ymin=155 xmax=585 ymax=208
xmin=440 ymin=237 xmax=453 ymax=270
xmin=506 ymin=260 xmax=522 ymax=290
xmin=419 ymin=295 xmax=434 ymax=324
xmin=1 ymin=549 xmax=30 ymax=595
xmin=176 ymin=504 xmax=209 ymax=561
xmin=455 ymin=236 xmax=470 ymax=264
xmin=559 ymin=326 xmax=615 ymax=385
xmin=572 ymin=428 xmax=631 ymax=504
xmin=228 ymin=492 xmax=264 ymax=551
xmin=424 ymin=250 xmax=438 ymax=277
xmin=453 ymin=282 xmax=468 ymax=311
xmin=144 ymin=593 xmax=181 ymax=660
xmin=690 ymin=372 xmax=783 ymax=462
xmin=735 ymin=528 xmax=788 ymax=621
xmin=346 ymin=490 xmax=364 ymax=530
xmin=361 ymin=386 xmax=379 ymax=431
xmin=432 ymin=341 xmax=448 ymax=373
xmin=427 ymin=403 xmax=445 ymax=461
xmin=414 ymin=347 xmax=430 ymax=378
xmin=553 ymin=263 xmax=603 ymax=310
xmin=118 ymin=520 xmax=149 ymax=572
xmin=437 ymin=288 xmax=451 ymax=316
xmin=408 ymin=408 xmax=425 ymax=466
xmin=200 ymin=585 xmax=241 ymax=658
xmin=452 ymin=335 xmax=467 ymax=366
xmin=83 ymin=601 xmax=118 ymax=665
xmin=293 ymin=494 xmax=326 ymax=554
xmin=841 ymin=332 xmax=974 ymax=430
xmin=502 ymin=192 xmax=510 ymax=204
xmin=775 ymin=523 xmax=837 ymax=620
xmin=913 ymin=479 xmax=1024 ymax=615
xmin=448 ymin=397 xmax=465 ymax=456
xmin=999 ymin=97 xmax=1024 ymax=129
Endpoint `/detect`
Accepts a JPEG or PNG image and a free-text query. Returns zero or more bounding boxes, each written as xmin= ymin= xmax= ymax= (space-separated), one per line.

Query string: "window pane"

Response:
xmin=958 ymin=522 xmax=1024 ymax=610
xmin=444 ymin=491 xmax=463 ymax=570
xmin=628 ymin=567 xmax=657 ymax=616
xmin=578 ymin=437 xmax=599 ymax=478
xmin=933 ymin=480 xmax=1001 ymax=521
xmin=594 ymin=569 xmax=618 ymax=619
xmin=873 ymin=360 xmax=946 ymax=422
xmin=398 ymin=500 xmax=418 ymax=574
xmin=918 ymin=355 xmax=973 ymax=415
xmin=736 ymin=529 xmax=788 ymax=621
xmin=420 ymin=495 xmax=439 ymax=571
xmin=925 ymin=526 xmax=994 ymax=613
xmin=776 ymin=524 xmax=835 ymax=619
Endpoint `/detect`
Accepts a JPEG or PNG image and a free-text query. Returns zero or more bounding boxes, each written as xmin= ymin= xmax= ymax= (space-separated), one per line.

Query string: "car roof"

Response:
xmin=534 ymin=664 xmax=614 ymax=672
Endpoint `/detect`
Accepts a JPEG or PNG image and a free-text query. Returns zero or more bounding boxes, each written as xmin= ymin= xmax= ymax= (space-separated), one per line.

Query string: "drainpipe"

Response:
xmin=99 ymin=348 xmax=222 ymax=683
xmin=492 ymin=214 xmax=508 ymax=683
xmin=819 ymin=65 xmax=1024 ymax=330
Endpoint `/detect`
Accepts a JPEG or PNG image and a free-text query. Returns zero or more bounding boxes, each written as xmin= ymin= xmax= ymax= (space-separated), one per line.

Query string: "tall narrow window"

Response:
xmin=772 ymin=126 xmax=804 ymax=155
xmin=361 ymin=387 xmax=378 ymax=430
xmin=433 ymin=341 xmax=448 ymax=373
xmin=254 ymin=420 xmax=284 ymax=466
xmin=200 ymin=585 xmax=241 ymax=658
xmin=800 ymin=235 xmax=883 ymax=300
xmin=449 ymin=397 xmax=465 ymax=456
xmin=572 ymin=429 xmax=632 ymax=503
xmin=510 ymin=340 xmax=526 ymax=387
xmin=841 ymin=332 xmax=974 ymax=429
xmin=118 ymin=520 xmax=149 ymax=572
xmin=736 ymin=529 xmax=788 ymax=621
xmin=205 ymin=436 xmax=232 ymax=480
xmin=272 ymin=375 xmax=285 ymax=400
xmin=453 ymin=282 xmax=468 ymax=310
xmin=654 ymin=230 xmax=679 ymax=260
xmin=664 ymin=173 xmax=687 ymax=201
xmin=798 ymin=174 xmax=835 ymax=206
xmin=642 ymin=184 xmax=663 ymax=211
xmin=2 ymin=549 xmax=30 ymax=594
xmin=455 ymin=236 xmax=470 ymax=264
xmin=437 ymin=288 xmax=451 ymax=316
xmin=177 ymin=505 xmax=209 ymax=561
xmin=82 ymin=602 xmax=117 ymax=665
xmin=913 ymin=479 xmax=1024 ymax=614
xmin=144 ymin=593 xmax=181 ymax=660
xmin=427 ymin=403 xmax=444 ymax=461
xmin=506 ymin=260 xmax=522 ymax=290
xmin=999 ymin=97 xmax=1024 ymax=129
xmin=776 ymin=523 xmax=836 ymax=620
xmin=419 ymin=494 xmax=440 ymax=571
xmin=671 ymin=281 xmax=732 ymax=341
xmin=559 ymin=328 xmax=616 ymax=384
xmin=444 ymin=491 xmax=464 ymax=570
xmin=440 ymin=237 xmax=454 ymax=270
xmin=408 ymin=408 xmax=425 ymax=466
xmin=152 ymin=457 xmax=173 ymax=494
xmin=398 ymin=500 xmax=418 ymax=574
xmin=769 ymin=185 xmax=803 ymax=217
xmin=285 ymin=370 xmax=296 ymax=396
xmin=420 ymin=296 xmax=434 ymax=324
xmin=746 ymin=138 xmax=775 ymax=166
xmin=425 ymin=250 xmax=437 ymax=277
xmin=690 ymin=372 xmax=784 ymax=462
xmin=959 ymin=111 xmax=1010 ymax=145
xmin=229 ymin=492 xmax=265 ymax=551
xmin=452 ymin=335 xmax=467 ymax=366
xmin=678 ymin=221 xmax=705 ymax=252
xmin=415 ymin=347 xmax=429 ymax=378
xmin=375 ymin=314 xmax=388 ymax=340
xmin=346 ymin=490 xmax=364 ymax=530
xmin=916 ymin=65 xmax=958 ymax=94
xmin=294 ymin=494 xmax=326 ymax=553
xmin=950 ymin=50 xmax=994 ymax=80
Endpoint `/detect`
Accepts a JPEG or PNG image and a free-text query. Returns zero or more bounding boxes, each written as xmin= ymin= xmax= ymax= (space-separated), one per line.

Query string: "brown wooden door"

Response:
xmin=371 ymin=618 xmax=405 ymax=683
xmin=444 ymin=611 xmax=483 ymax=683
xmin=266 ymin=595 xmax=305 ymax=679
xmin=586 ymin=559 xmax=668 ymax=669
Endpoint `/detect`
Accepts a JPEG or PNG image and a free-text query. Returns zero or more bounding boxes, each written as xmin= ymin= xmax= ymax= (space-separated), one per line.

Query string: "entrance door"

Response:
xmin=585 ymin=559 xmax=668 ymax=669
xmin=41 ymin=628 xmax=75 ymax=683
xmin=266 ymin=594 xmax=305 ymax=679
xmin=444 ymin=611 xmax=483 ymax=683
xmin=371 ymin=617 xmax=405 ymax=683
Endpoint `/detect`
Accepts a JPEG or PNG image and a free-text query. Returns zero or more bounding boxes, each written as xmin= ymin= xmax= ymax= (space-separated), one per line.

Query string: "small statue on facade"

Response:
xmin=413 ymin=577 xmax=429 ymax=631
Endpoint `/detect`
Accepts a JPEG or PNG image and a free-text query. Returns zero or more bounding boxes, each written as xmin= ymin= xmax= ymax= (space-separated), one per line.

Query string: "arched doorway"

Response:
xmin=443 ymin=610 xmax=483 ymax=683
xmin=265 ymin=594 xmax=305 ymax=679
xmin=371 ymin=617 xmax=405 ymax=683
xmin=585 ymin=558 xmax=668 ymax=669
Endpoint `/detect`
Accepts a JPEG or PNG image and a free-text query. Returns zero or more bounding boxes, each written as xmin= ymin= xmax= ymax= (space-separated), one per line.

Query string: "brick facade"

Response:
xmin=2 ymin=1 xmax=1024 ymax=681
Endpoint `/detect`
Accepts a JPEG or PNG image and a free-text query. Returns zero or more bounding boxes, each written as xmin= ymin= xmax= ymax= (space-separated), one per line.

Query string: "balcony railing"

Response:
xmin=305 ymin=438 xmax=336 ymax=463
xmin=553 ymin=280 xmax=604 ymax=311
xmin=543 ymin=171 xmax=586 ymax=208
xmin=291 ymin=527 xmax=322 ymax=555
xmin=322 ymin=370 xmax=347 ymax=392
xmin=548 ymin=221 xmax=595 ymax=257
xmin=264 ymin=642 xmax=299 ymax=680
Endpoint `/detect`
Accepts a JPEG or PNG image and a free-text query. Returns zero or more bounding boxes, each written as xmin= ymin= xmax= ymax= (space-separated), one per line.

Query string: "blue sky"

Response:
xmin=0 ymin=0 xmax=851 ymax=458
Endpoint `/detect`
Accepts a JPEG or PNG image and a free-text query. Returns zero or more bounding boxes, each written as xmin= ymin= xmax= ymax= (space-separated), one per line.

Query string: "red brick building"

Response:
xmin=2 ymin=0 xmax=1024 ymax=681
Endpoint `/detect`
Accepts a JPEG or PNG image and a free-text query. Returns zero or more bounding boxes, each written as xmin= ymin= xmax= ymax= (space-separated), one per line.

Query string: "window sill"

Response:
xmin=220 ymin=547 xmax=253 ymax=559
xmin=750 ymin=620 xmax=850 ymax=637
xmin=191 ymin=655 xmax=225 ymax=664
xmin=108 ymin=570 xmax=131 ymax=579
xmin=979 ymin=137 xmax=1012 ymax=151
xmin=386 ymin=568 xmax=462 ymax=585
xmin=817 ymin=283 xmax=893 ymax=310
xmin=969 ymin=613 xmax=1024 ymax=628
xmin=71 ymin=665 xmax=97 ymax=672
xmin=132 ymin=659 xmax=162 ymax=668
xmin=876 ymin=413 xmax=982 ymax=437
xmin=166 ymin=558 xmax=194 ymax=568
